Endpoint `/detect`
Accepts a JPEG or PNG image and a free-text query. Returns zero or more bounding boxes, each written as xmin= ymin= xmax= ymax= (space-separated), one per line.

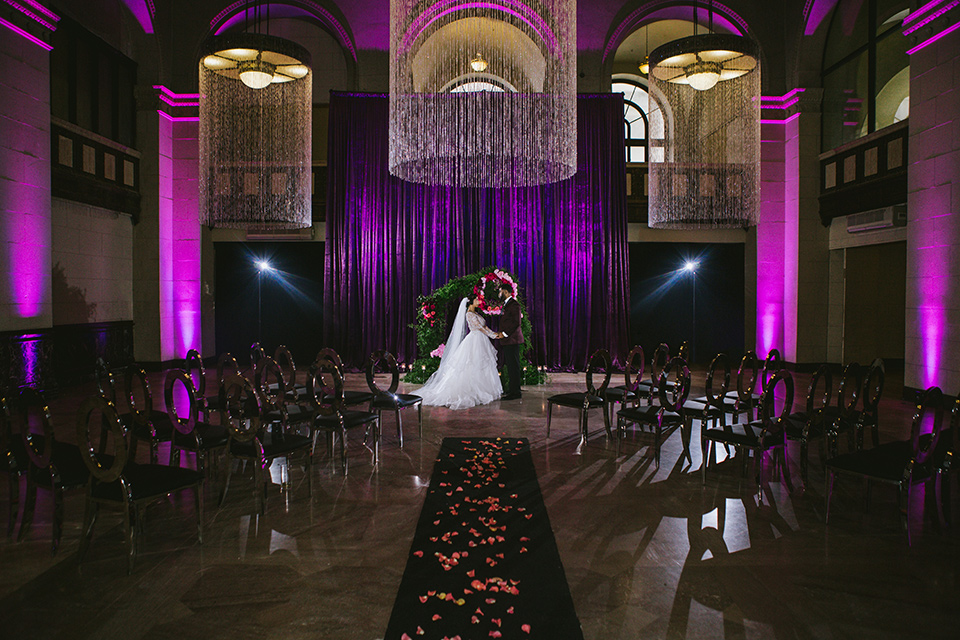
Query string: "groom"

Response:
xmin=497 ymin=282 xmax=524 ymax=400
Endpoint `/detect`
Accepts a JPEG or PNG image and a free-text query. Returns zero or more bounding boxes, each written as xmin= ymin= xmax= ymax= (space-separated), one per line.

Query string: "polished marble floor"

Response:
xmin=1 ymin=369 xmax=958 ymax=639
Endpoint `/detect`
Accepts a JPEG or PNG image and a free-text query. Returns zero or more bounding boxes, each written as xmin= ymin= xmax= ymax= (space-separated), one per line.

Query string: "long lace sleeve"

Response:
xmin=467 ymin=312 xmax=499 ymax=338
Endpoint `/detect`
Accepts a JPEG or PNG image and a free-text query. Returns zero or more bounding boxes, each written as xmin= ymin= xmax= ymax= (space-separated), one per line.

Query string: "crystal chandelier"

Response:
xmin=198 ymin=34 xmax=312 ymax=229
xmin=647 ymin=34 xmax=761 ymax=229
xmin=389 ymin=0 xmax=577 ymax=188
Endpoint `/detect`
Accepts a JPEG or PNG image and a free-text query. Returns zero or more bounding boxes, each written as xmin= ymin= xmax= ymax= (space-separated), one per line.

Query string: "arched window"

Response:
xmin=821 ymin=1 xmax=910 ymax=151
xmin=613 ymin=78 xmax=665 ymax=164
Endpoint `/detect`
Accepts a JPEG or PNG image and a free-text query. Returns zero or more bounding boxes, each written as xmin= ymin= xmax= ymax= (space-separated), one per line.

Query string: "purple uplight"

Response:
xmin=906 ymin=19 xmax=960 ymax=54
xmin=6 ymin=210 xmax=48 ymax=320
xmin=397 ymin=1 xmax=560 ymax=58
xmin=0 ymin=15 xmax=53 ymax=50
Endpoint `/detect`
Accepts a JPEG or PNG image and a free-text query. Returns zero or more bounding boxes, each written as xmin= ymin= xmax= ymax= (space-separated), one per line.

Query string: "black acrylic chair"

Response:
xmin=256 ymin=356 xmax=315 ymax=435
xmin=123 ymin=364 xmax=174 ymax=465
xmin=604 ymin=345 xmax=643 ymax=426
xmin=1 ymin=395 xmax=26 ymax=538
xmin=248 ymin=342 xmax=266 ymax=380
xmin=635 ymin=343 xmax=669 ymax=406
xmin=274 ymin=345 xmax=308 ymax=401
xmin=309 ymin=355 xmax=381 ymax=474
xmin=203 ymin=352 xmax=240 ymax=417
xmin=546 ymin=349 xmax=612 ymax=455
xmin=17 ymin=387 xmax=90 ymax=554
xmin=218 ymin=373 xmax=314 ymax=513
xmin=702 ymin=369 xmax=795 ymax=497
xmin=826 ymin=386 xmax=946 ymax=545
xmin=721 ymin=351 xmax=760 ymax=424
xmin=367 ymin=350 xmax=423 ymax=448
xmin=759 ymin=349 xmax=783 ymax=398
xmin=935 ymin=398 xmax=959 ymax=529
xmin=166 ymin=369 xmax=229 ymax=474
xmin=616 ymin=356 xmax=691 ymax=467
xmin=183 ymin=349 xmax=213 ymax=420
xmin=855 ymin=358 xmax=885 ymax=450
xmin=823 ymin=362 xmax=863 ymax=459
xmin=783 ymin=364 xmax=833 ymax=483
xmin=684 ymin=352 xmax=732 ymax=450
xmin=316 ymin=347 xmax=374 ymax=408
xmin=76 ymin=394 xmax=203 ymax=573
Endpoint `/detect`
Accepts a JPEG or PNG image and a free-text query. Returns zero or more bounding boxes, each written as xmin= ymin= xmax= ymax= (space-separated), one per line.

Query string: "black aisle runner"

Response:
xmin=384 ymin=438 xmax=583 ymax=640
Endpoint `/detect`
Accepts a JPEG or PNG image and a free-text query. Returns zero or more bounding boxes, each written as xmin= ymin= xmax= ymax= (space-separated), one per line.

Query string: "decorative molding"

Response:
xmin=903 ymin=0 xmax=960 ymax=54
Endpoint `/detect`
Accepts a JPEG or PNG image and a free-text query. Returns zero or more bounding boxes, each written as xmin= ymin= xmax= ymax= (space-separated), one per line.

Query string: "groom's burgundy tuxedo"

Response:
xmin=500 ymin=297 xmax=523 ymax=345
xmin=500 ymin=297 xmax=523 ymax=397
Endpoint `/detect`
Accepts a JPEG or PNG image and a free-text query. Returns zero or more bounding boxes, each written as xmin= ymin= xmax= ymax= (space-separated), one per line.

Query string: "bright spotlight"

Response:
xmin=683 ymin=260 xmax=699 ymax=273
xmin=256 ymin=260 xmax=272 ymax=272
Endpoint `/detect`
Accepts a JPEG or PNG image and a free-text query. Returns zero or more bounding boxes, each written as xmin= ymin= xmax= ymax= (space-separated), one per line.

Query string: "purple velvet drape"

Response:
xmin=324 ymin=92 xmax=629 ymax=370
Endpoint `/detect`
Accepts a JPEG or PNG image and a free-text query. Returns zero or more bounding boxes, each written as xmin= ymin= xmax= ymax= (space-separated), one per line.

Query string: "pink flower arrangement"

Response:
xmin=473 ymin=269 xmax=518 ymax=315
xmin=431 ymin=343 xmax=445 ymax=358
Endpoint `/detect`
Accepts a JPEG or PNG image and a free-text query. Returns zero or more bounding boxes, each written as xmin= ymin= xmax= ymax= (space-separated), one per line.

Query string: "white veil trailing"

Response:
xmin=417 ymin=296 xmax=503 ymax=409
xmin=435 ymin=297 xmax=469 ymax=376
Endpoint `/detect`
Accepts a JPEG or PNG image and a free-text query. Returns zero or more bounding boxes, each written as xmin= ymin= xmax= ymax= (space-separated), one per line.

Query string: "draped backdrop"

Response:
xmin=324 ymin=92 xmax=629 ymax=370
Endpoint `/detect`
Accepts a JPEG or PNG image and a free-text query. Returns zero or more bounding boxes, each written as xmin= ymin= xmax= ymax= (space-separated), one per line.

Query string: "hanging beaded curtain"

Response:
xmin=389 ymin=0 xmax=576 ymax=187
xmin=647 ymin=35 xmax=760 ymax=229
xmin=199 ymin=34 xmax=312 ymax=229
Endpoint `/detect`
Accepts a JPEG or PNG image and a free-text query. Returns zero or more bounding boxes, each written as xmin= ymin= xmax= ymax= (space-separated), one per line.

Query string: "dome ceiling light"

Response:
xmin=649 ymin=34 xmax=757 ymax=92
xmin=201 ymin=37 xmax=310 ymax=90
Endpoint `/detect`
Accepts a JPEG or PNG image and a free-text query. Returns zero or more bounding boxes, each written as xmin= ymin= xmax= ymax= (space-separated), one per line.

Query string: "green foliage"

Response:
xmin=404 ymin=267 xmax=546 ymax=385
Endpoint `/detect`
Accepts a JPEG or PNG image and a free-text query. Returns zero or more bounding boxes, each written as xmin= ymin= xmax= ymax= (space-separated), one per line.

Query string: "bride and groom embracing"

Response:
xmin=417 ymin=282 xmax=524 ymax=410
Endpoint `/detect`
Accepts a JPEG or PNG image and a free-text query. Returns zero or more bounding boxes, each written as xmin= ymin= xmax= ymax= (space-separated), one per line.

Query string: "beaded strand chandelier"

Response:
xmin=198 ymin=33 xmax=312 ymax=229
xmin=647 ymin=33 xmax=760 ymax=229
xmin=388 ymin=0 xmax=577 ymax=188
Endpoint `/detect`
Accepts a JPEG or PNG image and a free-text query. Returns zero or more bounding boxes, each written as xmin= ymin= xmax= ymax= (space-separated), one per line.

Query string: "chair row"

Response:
xmin=0 ymin=344 xmax=423 ymax=572
xmin=543 ymin=345 xmax=959 ymax=542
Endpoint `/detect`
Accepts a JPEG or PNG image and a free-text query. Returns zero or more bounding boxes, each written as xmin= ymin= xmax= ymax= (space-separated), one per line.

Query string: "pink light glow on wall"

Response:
xmin=157 ymin=112 xmax=201 ymax=359
xmin=2 ymin=191 xmax=49 ymax=319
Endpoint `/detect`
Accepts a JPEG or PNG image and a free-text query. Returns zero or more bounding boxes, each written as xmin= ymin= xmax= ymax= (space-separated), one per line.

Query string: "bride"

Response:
xmin=417 ymin=296 xmax=503 ymax=410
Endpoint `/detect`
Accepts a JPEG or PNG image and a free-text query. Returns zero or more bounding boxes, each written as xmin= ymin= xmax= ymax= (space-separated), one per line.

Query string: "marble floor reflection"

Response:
xmin=0 ymin=369 xmax=957 ymax=639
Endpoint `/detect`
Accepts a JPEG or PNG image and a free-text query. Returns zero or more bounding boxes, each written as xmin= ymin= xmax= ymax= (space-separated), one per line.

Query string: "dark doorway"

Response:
xmin=629 ymin=242 xmax=745 ymax=365
xmin=214 ymin=242 xmax=325 ymax=369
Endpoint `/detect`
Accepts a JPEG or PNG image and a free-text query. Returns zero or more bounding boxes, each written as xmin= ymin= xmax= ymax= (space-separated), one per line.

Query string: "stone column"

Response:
xmin=133 ymin=88 xmax=201 ymax=364
xmin=904 ymin=23 xmax=960 ymax=393
xmin=0 ymin=13 xmax=53 ymax=333
xmin=756 ymin=89 xmax=827 ymax=365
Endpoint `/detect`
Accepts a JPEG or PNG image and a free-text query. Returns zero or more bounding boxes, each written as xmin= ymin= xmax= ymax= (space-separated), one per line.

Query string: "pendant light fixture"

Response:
xmin=646 ymin=5 xmax=761 ymax=229
xmin=198 ymin=19 xmax=313 ymax=228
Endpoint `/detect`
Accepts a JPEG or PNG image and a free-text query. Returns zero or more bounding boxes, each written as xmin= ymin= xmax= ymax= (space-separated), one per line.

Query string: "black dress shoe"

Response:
xmin=501 ymin=392 xmax=522 ymax=400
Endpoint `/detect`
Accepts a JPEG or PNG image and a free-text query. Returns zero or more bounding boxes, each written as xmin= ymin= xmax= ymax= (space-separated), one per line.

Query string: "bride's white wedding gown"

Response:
xmin=418 ymin=310 xmax=503 ymax=410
